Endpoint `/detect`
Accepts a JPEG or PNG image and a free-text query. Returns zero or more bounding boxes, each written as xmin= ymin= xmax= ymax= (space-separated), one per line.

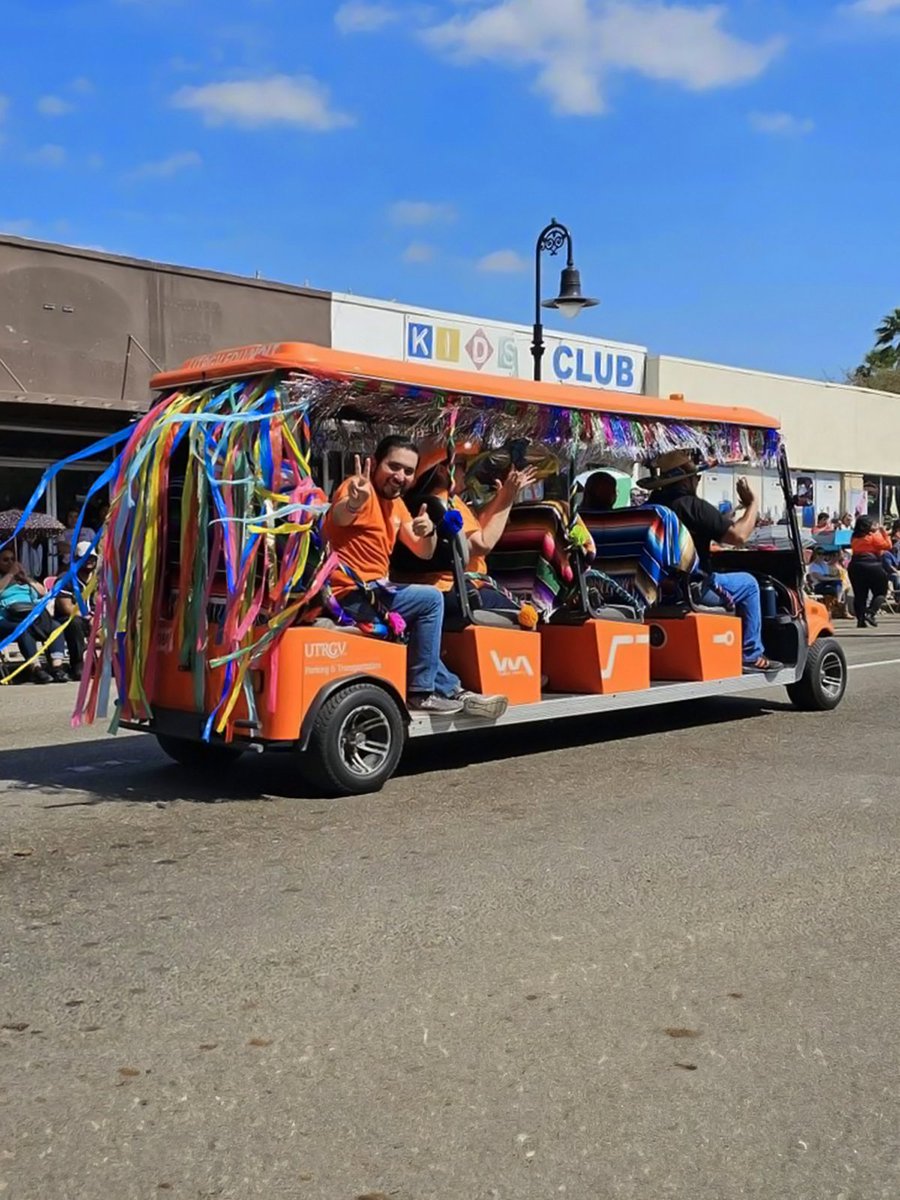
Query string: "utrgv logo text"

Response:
xmin=305 ymin=642 xmax=348 ymax=660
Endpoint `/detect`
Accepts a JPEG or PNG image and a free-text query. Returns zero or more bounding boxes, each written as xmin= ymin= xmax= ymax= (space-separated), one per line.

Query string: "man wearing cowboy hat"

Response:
xmin=638 ymin=450 xmax=779 ymax=673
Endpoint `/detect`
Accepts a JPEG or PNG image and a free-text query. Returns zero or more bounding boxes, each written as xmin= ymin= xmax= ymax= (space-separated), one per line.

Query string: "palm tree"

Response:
xmin=873 ymin=308 xmax=900 ymax=365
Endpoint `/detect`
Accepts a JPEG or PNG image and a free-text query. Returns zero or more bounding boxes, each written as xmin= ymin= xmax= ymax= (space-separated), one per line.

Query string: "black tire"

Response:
xmin=155 ymin=732 xmax=246 ymax=770
xmin=303 ymin=683 xmax=405 ymax=797
xmin=786 ymin=636 xmax=847 ymax=711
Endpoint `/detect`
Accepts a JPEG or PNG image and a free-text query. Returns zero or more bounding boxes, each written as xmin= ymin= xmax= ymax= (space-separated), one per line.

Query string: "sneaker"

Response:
xmin=49 ymin=666 xmax=70 ymax=683
xmin=454 ymin=690 xmax=509 ymax=720
xmin=67 ymin=664 xmax=83 ymax=682
xmin=30 ymin=667 xmax=53 ymax=685
xmin=407 ymin=692 xmax=464 ymax=715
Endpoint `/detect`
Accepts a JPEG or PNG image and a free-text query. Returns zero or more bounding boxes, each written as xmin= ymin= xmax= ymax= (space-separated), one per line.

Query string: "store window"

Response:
xmin=0 ymin=463 xmax=48 ymax=512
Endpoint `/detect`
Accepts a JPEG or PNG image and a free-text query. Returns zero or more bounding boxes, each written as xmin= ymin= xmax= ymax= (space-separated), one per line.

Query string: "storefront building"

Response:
xmin=0 ymin=235 xmax=331 ymax=540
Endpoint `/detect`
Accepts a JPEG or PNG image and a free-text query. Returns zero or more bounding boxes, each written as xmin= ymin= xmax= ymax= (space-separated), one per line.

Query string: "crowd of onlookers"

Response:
xmin=0 ymin=504 xmax=105 ymax=685
xmin=806 ymin=511 xmax=900 ymax=627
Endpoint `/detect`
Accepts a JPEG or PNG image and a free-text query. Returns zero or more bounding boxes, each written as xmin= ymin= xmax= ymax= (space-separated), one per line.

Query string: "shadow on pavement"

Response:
xmin=0 ymin=692 xmax=791 ymax=807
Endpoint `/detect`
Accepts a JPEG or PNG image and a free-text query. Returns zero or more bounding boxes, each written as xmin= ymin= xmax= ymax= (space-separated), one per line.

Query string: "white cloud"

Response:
xmin=477 ymin=248 xmax=528 ymax=273
xmin=72 ymin=77 xmax=95 ymax=94
xmin=335 ymin=2 xmax=400 ymax=33
xmin=423 ymin=0 xmax=785 ymax=116
xmin=172 ymin=75 xmax=353 ymax=130
xmin=749 ymin=110 xmax=814 ymax=136
xmin=842 ymin=0 xmax=900 ymax=13
xmin=126 ymin=150 xmax=202 ymax=179
xmin=26 ymin=144 xmax=67 ymax=167
xmin=402 ymin=241 xmax=436 ymax=263
xmin=389 ymin=199 xmax=457 ymax=225
xmin=0 ymin=217 xmax=33 ymax=236
xmin=37 ymin=95 xmax=74 ymax=117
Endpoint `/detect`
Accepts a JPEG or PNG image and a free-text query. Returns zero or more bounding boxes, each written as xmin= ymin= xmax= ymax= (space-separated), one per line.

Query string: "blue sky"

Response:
xmin=1 ymin=0 xmax=898 ymax=381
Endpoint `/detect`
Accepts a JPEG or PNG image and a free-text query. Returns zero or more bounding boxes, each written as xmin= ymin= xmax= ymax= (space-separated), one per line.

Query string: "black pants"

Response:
xmin=63 ymin=615 xmax=89 ymax=670
xmin=848 ymin=558 xmax=888 ymax=622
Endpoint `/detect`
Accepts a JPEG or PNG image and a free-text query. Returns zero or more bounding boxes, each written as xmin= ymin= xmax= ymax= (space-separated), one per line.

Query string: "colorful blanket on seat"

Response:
xmin=580 ymin=504 xmax=698 ymax=610
xmin=486 ymin=500 xmax=586 ymax=616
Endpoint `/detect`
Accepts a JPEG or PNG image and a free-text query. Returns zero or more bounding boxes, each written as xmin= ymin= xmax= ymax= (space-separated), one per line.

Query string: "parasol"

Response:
xmin=0 ymin=509 xmax=65 ymax=534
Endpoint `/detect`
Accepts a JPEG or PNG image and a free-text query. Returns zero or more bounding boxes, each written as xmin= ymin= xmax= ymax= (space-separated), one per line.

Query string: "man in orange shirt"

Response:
xmin=324 ymin=436 xmax=507 ymax=718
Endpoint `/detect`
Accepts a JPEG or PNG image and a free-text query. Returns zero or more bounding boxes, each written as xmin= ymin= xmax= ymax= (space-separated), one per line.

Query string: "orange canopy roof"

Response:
xmin=150 ymin=340 xmax=780 ymax=431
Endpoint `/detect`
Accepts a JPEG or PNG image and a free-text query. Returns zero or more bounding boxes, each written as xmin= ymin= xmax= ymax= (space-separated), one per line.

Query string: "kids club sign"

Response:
xmin=404 ymin=314 xmax=645 ymax=394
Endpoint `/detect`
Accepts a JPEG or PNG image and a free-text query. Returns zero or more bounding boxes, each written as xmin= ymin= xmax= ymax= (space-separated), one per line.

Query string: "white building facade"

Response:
xmin=332 ymin=293 xmax=900 ymax=525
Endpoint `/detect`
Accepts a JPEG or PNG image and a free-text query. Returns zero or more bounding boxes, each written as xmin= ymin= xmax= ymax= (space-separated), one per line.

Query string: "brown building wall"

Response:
xmin=0 ymin=236 xmax=332 ymax=412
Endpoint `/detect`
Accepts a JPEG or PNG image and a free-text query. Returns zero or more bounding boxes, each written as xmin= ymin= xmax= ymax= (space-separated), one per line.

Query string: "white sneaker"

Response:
xmin=454 ymin=690 xmax=509 ymax=720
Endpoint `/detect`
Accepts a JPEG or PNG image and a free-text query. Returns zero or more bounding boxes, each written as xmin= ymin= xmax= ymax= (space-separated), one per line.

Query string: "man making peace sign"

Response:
xmin=324 ymin=435 xmax=508 ymax=718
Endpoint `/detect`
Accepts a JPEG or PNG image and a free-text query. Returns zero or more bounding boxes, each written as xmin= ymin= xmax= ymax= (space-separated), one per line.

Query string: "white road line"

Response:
xmin=848 ymin=658 xmax=900 ymax=671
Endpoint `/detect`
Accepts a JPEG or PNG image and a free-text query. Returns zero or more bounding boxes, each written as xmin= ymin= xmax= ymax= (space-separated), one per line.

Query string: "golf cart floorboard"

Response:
xmin=406 ymin=667 xmax=800 ymax=737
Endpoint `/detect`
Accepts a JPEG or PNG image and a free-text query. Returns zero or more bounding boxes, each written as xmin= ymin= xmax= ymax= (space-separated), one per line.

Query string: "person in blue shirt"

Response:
xmin=0 ymin=546 xmax=67 ymax=683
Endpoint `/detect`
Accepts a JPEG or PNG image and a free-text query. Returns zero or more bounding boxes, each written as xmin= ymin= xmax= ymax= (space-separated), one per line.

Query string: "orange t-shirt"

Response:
xmin=850 ymin=531 xmax=891 ymax=557
xmin=411 ymin=496 xmax=488 ymax=591
xmin=323 ymin=480 xmax=411 ymax=596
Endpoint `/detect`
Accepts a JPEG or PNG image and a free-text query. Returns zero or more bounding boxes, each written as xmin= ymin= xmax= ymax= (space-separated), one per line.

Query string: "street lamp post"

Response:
xmin=531 ymin=218 xmax=598 ymax=382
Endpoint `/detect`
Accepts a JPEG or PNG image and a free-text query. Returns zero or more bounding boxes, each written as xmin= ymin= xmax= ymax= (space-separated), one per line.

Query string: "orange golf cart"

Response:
xmin=112 ymin=341 xmax=845 ymax=796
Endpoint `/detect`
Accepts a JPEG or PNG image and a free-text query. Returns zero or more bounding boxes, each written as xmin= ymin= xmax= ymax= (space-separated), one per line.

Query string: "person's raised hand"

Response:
xmin=736 ymin=476 xmax=756 ymax=507
xmin=347 ymin=454 xmax=372 ymax=511
xmin=411 ymin=503 xmax=435 ymax=539
xmin=500 ymin=465 xmax=538 ymax=499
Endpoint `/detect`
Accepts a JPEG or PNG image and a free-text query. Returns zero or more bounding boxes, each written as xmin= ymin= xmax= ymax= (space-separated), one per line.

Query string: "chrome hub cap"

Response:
xmin=337 ymin=706 xmax=392 ymax=777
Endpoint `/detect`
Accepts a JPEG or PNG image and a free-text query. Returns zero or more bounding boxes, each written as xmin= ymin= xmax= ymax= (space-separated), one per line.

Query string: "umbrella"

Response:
xmin=0 ymin=509 xmax=65 ymax=534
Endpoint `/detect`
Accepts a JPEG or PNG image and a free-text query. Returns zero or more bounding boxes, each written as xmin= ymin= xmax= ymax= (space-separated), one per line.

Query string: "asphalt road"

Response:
xmin=1 ymin=624 xmax=898 ymax=1200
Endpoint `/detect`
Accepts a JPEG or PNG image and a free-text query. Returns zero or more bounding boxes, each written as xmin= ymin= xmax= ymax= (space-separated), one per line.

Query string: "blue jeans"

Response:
xmin=340 ymin=584 xmax=462 ymax=697
xmin=703 ymin=571 xmax=764 ymax=663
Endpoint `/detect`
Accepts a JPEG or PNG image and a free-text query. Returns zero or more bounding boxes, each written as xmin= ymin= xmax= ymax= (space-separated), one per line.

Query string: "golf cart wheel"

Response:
xmin=304 ymin=682 xmax=405 ymax=797
xmin=786 ymin=636 xmax=847 ymax=711
xmin=156 ymin=732 xmax=246 ymax=770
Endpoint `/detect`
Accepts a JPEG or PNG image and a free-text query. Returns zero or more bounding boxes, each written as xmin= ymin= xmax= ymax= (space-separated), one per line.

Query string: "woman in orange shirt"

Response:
xmin=405 ymin=453 xmax=538 ymax=625
xmin=848 ymin=515 xmax=892 ymax=628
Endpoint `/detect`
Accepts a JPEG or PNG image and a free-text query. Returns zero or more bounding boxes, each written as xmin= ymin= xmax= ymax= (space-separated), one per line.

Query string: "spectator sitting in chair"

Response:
xmin=638 ymin=450 xmax=781 ymax=674
xmin=54 ymin=540 xmax=97 ymax=682
xmin=0 ymin=546 xmax=68 ymax=684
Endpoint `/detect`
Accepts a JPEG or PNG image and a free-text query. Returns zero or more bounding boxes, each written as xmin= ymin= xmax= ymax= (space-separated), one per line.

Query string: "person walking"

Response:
xmin=848 ymin=515 xmax=891 ymax=628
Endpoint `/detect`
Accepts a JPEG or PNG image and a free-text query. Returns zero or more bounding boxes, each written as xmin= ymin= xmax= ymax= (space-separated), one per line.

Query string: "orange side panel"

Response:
xmin=648 ymin=614 xmax=743 ymax=682
xmin=540 ymin=620 xmax=651 ymax=694
xmin=149 ymin=623 xmax=407 ymax=742
xmin=803 ymin=596 xmax=833 ymax=644
xmin=441 ymin=627 xmax=542 ymax=705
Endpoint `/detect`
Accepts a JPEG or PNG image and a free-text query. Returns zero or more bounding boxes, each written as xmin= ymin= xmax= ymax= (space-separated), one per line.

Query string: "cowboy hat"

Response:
xmin=637 ymin=449 xmax=708 ymax=491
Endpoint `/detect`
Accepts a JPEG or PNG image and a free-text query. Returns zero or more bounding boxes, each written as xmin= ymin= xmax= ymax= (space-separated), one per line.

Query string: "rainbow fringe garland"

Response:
xmin=295 ymin=375 xmax=782 ymax=468
xmin=1 ymin=375 xmax=334 ymax=739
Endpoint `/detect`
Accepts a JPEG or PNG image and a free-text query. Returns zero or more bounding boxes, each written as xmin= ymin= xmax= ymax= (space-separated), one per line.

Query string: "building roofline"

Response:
xmin=332 ymin=290 xmax=648 ymax=355
xmin=0 ymin=233 xmax=329 ymax=300
xmin=648 ymin=352 xmax=899 ymax=400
